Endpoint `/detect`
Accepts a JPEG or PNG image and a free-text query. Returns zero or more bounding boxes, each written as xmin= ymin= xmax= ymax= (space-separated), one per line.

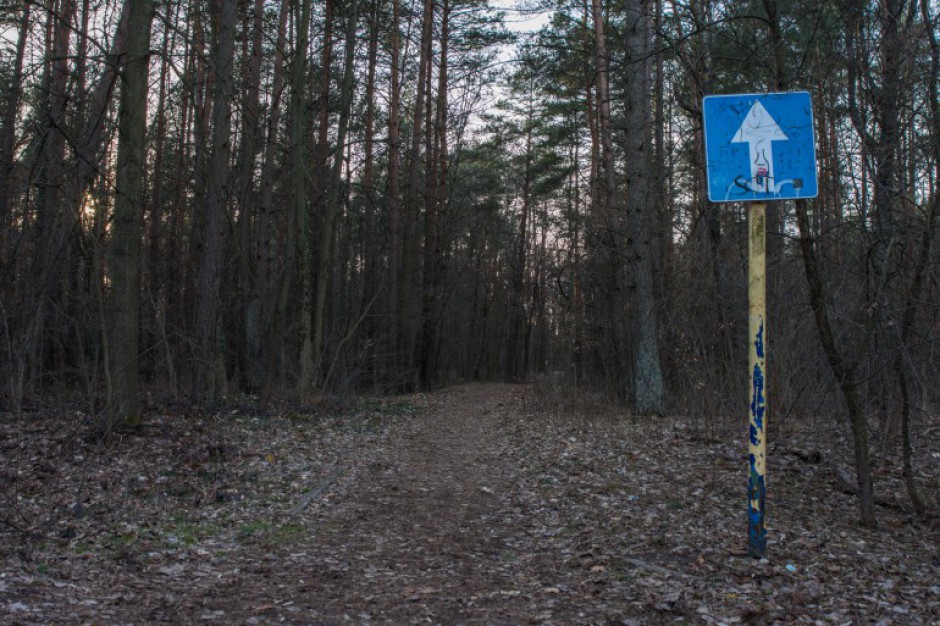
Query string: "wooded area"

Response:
xmin=0 ymin=0 xmax=937 ymax=526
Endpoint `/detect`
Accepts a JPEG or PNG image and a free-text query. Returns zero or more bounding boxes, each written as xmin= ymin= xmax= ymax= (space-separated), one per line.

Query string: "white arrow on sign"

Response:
xmin=732 ymin=100 xmax=788 ymax=193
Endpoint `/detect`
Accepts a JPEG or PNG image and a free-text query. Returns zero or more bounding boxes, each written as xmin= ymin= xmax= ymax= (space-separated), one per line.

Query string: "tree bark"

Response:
xmin=234 ymin=0 xmax=266 ymax=391
xmin=507 ymin=93 xmax=534 ymax=382
xmin=591 ymin=0 xmax=616 ymax=222
xmin=187 ymin=5 xmax=212 ymax=338
xmin=255 ymin=0 xmax=290 ymax=393
xmin=107 ymin=0 xmax=155 ymax=425
xmin=386 ymin=0 xmax=402 ymax=387
xmin=591 ymin=0 xmax=632 ymax=402
xmin=313 ymin=0 xmax=360 ymax=388
xmin=164 ymin=11 xmax=194 ymax=390
xmin=25 ymin=0 xmax=77 ymax=386
xmin=420 ymin=0 xmax=449 ymax=389
xmin=312 ymin=0 xmax=334 ymax=218
xmin=361 ymin=0 xmax=382 ymax=377
xmin=36 ymin=0 xmax=75 ymax=258
xmin=292 ymin=0 xmax=315 ymax=393
xmin=0 ymin=2 xmax=30 ymax=230
xmin=144 ymin=0 xmax=178 ymax=384
xmin=400 ymin=0 xmax=434 ymax=388
xmin=194 ymin=0 xmax=237 ymax=403
xmin=624 ymin=0 xmax=665 ymax=415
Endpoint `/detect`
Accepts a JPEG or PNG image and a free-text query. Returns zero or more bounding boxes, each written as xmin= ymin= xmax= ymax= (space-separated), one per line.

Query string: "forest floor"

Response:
xmin=0 ymin=382 xmax=938 ymax=625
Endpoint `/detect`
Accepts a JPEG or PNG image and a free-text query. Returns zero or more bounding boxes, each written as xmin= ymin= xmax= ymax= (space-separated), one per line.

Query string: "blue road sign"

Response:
xmin=703 ymin=91 xmax=818 ymax=203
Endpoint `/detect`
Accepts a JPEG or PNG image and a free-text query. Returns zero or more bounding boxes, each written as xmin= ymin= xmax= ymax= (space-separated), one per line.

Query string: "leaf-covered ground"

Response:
xmin=1 ymin=383 xmax=937 ymax=624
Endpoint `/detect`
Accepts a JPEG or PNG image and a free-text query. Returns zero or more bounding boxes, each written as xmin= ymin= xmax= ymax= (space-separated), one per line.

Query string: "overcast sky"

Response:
xmin=494 ymin=0 xmax=552 ymax=34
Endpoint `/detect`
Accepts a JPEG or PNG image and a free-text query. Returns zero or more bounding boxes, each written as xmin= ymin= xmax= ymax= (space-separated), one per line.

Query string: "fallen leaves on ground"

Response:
xmin=0 ymin=384 xmax=937 ymax=624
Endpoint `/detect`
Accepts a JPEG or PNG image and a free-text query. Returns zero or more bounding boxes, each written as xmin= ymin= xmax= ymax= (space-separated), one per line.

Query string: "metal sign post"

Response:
xmin=747 ymin=202 xmax=767 ymax=558
xmin=702 ymin=91 xmax=818 ymax=558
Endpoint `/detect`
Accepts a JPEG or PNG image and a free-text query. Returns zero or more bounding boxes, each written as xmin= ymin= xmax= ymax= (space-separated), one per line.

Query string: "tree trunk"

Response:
xmin=772 ymin=0 xmax=878 ymax=527
xmin=194 ymin=0 xmax=237 ymax=403
xmin=0 ymin=1 xmax=30 ymax=228
xmin=36 ymin=0 xmax=75 ymax=261
xmin=165 ymin=13 xmax=194 ymax=395
xmin=292 ymin=0 xmax=315 ymax=393
xmin=145 ymin=0 xmax=176 ymax=383
xmin=651 ymin=0 xmax=670 ymax=296
xmin=870 ymin=0 xmax=904 ymax=278
xmin=591 ymin=0 xmax=616 ymax=219
xmin=233 ymin=0 xmax=266 ymax=391
xmin=508 ymin=99 xmax=533 ymax=382
xmin=253 ymin=0 xmax=289 ymax=393
xmin=0 ymin=1 xmax=30 ymax=402
xmin=385 ymin=0 xmax=403 ymax=388
xmin=400 ymin=0 xmax=434 ymax=388
xmin=107 ymin=0 xmax=154 ymax=425
xmin=624 ymin=0 xmax=665 ymax=415
xmin=312 ymin=0 xmax=334 ymax=218
xmin=419 ymin=0 xmax=449 ymax=389
xmin=591 ymin=0 xmax=630 ymax=401
xmin=29 ymin=0 xmax=76 ymax=385
xmin=187 ymin=5 xmax=212 ymax=340
xmin=588 ymin=0 xmax=608 ymax=361
xmin=313 ymin=0 xmax=360 ymax=387
xmin=893 ymin=0 xmax=940 ymax=514
xmin=794 ymin=200 xmax=877 ymax=527
xmin=360 ymin=0 xmax=382 ymax=381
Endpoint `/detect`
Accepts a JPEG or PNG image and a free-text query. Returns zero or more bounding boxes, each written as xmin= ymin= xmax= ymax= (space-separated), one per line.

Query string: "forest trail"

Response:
xmin=1 ymin=383 xmax=937 ymax=624
xmin=283 ymin=383 xmax=542 ymax=623
xmin=204 ymin=382 xmax=610 ymax=624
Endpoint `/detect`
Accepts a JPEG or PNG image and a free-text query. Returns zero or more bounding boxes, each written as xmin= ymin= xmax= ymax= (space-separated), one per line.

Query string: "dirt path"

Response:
xmin=208 ymin=383 xmax=562 ymax=624
xmin=1 ymin=383 xmax=937 ymax=624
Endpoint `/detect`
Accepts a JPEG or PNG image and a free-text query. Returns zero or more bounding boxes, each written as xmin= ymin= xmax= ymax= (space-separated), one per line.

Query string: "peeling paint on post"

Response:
xmin=748 ymin=202 xmax=767 ymax=558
